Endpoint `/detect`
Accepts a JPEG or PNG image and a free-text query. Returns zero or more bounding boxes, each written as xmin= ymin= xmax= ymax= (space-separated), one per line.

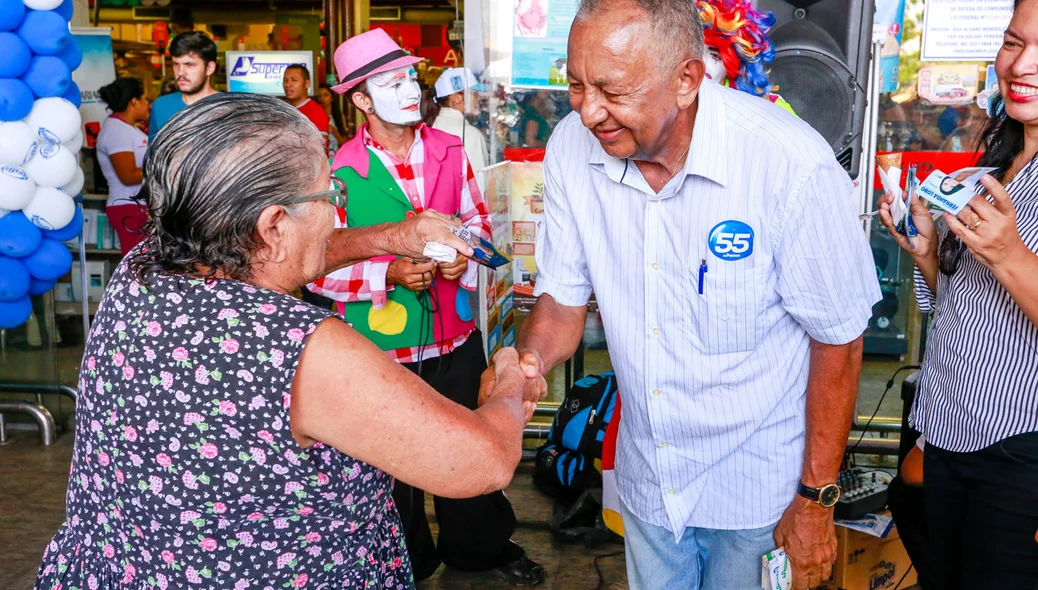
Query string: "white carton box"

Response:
xmin=71 ymin=260 xmax=110 ymax=302
xmin=82 ymin=209 xmax=99 ymax=246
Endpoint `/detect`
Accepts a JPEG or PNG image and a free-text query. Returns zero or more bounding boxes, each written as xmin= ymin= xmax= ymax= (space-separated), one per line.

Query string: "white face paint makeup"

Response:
xmin=368 ymin=66 xmax=422 ymax=125
xmin=704 ymin=48 xmax=727 ymax=84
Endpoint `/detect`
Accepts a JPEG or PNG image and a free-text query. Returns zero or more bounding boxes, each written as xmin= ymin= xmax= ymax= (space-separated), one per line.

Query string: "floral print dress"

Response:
xmin=36 ymin=257 xmax=413 ymax=589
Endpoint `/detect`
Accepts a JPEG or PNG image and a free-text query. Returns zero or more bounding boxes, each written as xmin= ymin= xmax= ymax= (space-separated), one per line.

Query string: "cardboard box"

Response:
xmin=818 ymin=513 xmax=917 ymax=590
xmin=71 ymin=260 xmax=110 ymax=303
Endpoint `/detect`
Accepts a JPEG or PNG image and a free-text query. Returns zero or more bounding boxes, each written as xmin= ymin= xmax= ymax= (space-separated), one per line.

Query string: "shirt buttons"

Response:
xmin=651 ymin=262 xmax=660 ymax=271
xmin=652 ymin=389 xmax=661 ymax=397
xmin=667 ymin=488 xmax=676 ymax=495
xmin=660 ymin=441 xmax=669 ymax=448
xmin=652 ymin=327 xmax=661 ymax=336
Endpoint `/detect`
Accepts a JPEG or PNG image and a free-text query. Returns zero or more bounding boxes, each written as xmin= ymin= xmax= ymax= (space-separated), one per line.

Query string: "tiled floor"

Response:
xmin=0 ymin=434 xmax=628 ymax=590
xmin=0 ymin=317 xmax=916 ymax=590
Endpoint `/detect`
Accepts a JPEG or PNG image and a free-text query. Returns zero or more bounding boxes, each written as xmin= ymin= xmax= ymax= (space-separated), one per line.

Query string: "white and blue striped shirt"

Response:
xmin=911 ymin=159 xmax=1038 ymax=453
xmin=534 ymin=80 xmax=881 ymax=536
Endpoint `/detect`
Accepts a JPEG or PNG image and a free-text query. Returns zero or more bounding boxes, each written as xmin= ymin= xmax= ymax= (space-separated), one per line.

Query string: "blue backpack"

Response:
xmin=533 ymin=372 xmax=619 ymax=503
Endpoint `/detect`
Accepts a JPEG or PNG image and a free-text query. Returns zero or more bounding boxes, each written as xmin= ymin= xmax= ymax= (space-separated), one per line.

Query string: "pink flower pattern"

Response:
xmin=36 ymin=260 xmax=409 ymax=589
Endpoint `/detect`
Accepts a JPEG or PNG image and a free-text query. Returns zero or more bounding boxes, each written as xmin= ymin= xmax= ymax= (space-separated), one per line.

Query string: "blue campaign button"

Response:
xmin=708 ymin=220 xmax=755 ymax=261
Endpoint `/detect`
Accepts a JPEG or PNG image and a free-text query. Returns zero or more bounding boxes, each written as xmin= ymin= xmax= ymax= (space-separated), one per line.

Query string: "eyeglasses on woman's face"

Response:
xmin=287 ymin=176 xmax=347 ymax=208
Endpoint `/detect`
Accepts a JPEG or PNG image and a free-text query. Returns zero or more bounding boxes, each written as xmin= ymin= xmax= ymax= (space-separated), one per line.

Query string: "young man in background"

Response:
xmin=149 ymin=31 xmax=219 ymax=141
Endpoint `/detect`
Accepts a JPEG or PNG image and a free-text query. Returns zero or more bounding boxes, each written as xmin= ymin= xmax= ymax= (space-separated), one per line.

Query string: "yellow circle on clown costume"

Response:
xmin=368 ymin=300 xmax=408 ymax=335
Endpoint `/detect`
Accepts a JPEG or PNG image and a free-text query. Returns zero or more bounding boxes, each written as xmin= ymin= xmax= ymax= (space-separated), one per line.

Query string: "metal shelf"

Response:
xmin=54 ymin=301 xmax=100 ymax=317
xmin=64 ymin=244 xmax=121 ymax=255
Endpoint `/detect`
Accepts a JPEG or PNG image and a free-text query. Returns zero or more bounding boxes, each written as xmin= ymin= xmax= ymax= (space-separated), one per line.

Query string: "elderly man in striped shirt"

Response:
xmin=504 ymin=0 xmax=881 ymax=588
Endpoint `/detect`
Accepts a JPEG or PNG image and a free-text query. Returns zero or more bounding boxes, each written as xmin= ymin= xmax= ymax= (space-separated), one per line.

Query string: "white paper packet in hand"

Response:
xmin=423 ymin=242 xmax=457 ymax=264
xmin=761 ymin=548 xmax=793 ymax=590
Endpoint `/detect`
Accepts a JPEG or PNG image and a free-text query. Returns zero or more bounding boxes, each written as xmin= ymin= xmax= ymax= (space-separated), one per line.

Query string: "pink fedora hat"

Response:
xmin=331 ymin=29 xmax=424 ymax=95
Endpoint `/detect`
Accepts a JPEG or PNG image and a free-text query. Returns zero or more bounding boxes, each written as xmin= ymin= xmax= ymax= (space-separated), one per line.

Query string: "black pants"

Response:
xmin=395 ymin=333 xmax=523 ymax=581
xmin=924 ymin=431 xmax=1038 ymax=589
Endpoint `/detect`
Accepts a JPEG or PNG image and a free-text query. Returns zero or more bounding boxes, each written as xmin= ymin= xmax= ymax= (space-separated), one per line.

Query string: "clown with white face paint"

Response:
xmin=367 ymin=66 xmax=423 ymax=125
xmin=307 ymin=28 xmax=547 ymax=587
xmin=696 ymin=0 xmax=796 ymax=115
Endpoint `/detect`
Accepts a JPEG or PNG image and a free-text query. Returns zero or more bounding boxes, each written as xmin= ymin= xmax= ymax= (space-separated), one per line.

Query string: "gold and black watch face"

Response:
xmin=819 ymin=484 xmax=841 ymax=507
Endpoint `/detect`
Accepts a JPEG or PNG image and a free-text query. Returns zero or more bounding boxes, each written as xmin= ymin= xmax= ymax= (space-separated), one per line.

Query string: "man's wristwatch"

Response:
xmin=797 ymin=481 xmax=841 ymax=508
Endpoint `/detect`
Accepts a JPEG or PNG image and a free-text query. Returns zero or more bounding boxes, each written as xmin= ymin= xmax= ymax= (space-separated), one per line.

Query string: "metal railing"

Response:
xmin=0 ymin=401 xmax=56 ymax=445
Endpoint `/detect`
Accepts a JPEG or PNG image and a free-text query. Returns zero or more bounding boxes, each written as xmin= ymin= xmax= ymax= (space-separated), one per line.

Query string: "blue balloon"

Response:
xmin=54 ymin=34 xmax=80 ymax=70
xmin=28 ymin=277 xmax=56 ymax=295
xmin=51 ymin=0 xmax=73 ymax=20
xmin=0 ymin=77 xmax=33 ymax=120
xmin=0 ymin=211 xmax=42 ymax=257
xmin=61 ymin=79 xmax=80 ymax=107
xmin=19 ymin=237 xmax=72 ymax=281
xmin=0 ymin=295 xmax=31 ymax=328
xmin=40 ymin=205 xmax=82 ymax=242
xmin=20 ymin=55 xmax=70 ymax=98
xmin=0 ymin=0 xmax=25 ymax=33
xmin=0 ymin=255 xmax=30 ymax=301
xmin=0 ymin=32 xmax=30 ymax=78
xmin=15 ymin=10 xmax=69 ymax=56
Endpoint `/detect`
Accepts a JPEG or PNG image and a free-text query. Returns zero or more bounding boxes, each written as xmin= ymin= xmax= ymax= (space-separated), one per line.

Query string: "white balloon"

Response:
xmin=27 ymin=98 xmax=82 ymax=146
xmin=23 ymin=186 xmax=75 ymax=231
xmin=23 ymin=143 xmax=77 ymax=188
xmin=59 ymin=165 xmax=84 ymax=197
xmin=62 ymin=128 xmax=83 ymax=153
xmin=0 ymin=165 xmax=36 ymax=210
xmin=0 ymin=121 xmax=39 ymax=167
xmin=23 ymin=0 xmax=64 ymax=9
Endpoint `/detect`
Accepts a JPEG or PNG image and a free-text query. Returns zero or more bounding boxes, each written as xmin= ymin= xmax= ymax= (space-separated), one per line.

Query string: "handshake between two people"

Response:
xmin=478 ymin=348 xmax=548 ymax=423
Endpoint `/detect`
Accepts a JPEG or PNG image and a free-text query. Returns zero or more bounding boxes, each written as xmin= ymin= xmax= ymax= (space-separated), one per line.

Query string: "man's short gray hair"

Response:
xmin=129 ymin=93 xmax=325 ymax=282
xmin=574 ymin=0 xmax=704 ymax=73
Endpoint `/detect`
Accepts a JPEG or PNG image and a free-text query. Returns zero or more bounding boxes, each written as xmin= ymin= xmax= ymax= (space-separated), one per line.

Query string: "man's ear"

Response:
xmin=676 ymin=57 xmax=707 ymax=111
xmin=352 ymin=92 xmax=373 ymax=113
xmin=206 ymin=61 xmax=217 ymax=77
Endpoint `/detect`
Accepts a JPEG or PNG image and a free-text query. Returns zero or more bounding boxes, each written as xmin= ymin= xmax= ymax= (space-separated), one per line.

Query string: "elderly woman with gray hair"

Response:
xmin=35 ymin=94 xmax=540 ymax=590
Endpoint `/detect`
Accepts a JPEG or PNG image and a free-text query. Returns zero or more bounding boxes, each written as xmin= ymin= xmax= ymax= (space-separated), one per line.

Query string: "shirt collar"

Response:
xmin=587 ymin=79 xmax=729 ymax=188
xmin=437 ymin=108 xmax=465 ymax=125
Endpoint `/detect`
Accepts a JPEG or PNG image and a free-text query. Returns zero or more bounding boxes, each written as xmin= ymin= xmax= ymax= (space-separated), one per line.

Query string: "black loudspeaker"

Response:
xmin=756 ymin=0 xmax=874 ymax=179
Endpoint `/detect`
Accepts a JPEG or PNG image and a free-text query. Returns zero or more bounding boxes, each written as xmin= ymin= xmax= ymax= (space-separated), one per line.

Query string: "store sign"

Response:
xmin=71 ymin=28 xmax=117 ymax=150
xmin=511 ymin=0 xmax=578 ymax=88
xmin=918 ymin=64 xmax=980 ymax=106
xmin=226 ymin=51 xmax=314 ymax=96
xmin=921 ymin=0 xmax=1014 ymax=61
xmin=875 ymin=0 xmax=906 ymax=94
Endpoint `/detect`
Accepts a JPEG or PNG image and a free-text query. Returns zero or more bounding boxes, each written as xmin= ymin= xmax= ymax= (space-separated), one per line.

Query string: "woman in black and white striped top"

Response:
xmin=880 ymin=1 xmax=1038 ymax=587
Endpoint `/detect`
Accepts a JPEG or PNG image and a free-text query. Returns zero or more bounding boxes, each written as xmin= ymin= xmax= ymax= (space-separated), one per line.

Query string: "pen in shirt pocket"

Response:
xmin=698 ymin=258 xmax=708 ymax=295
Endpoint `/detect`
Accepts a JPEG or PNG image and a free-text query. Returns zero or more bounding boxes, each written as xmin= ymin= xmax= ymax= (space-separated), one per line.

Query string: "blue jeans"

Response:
xmin=620 ymin=498 xmax=778 ymax=590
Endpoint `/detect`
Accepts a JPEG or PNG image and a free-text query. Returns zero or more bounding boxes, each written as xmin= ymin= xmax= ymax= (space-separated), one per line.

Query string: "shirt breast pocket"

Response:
xmin=690 ymin=266 xmax=763 ymax=354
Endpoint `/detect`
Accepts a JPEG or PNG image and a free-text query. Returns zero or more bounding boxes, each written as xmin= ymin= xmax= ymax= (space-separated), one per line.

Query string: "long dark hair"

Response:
xmin=320 ymin=84 xmax=348 ymax=138
xmin=98 ymin=78 xmax=144 ymax=113
xmin=420 ymin=87 xmax=451 ymax=127
xmin=975 ymin=0 xmax=1028 ymax=181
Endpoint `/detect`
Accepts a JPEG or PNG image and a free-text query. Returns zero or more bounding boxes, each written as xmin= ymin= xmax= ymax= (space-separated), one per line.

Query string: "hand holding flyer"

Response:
xmin=917 ymin=167 xmax=998 ymax=214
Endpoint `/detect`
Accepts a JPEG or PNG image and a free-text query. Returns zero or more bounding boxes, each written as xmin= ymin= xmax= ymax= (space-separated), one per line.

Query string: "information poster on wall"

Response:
xmin=511 ymin=0 xmax=578 ymax=88
xmin=921 ymin=0 xmax=1014 ymax=61
xmin=875 ymin=0 xmax=906 ymax=94
xmin=510 ymin=160 xmax=545 ymax=296
xmin=917 ymin=64 xmax=980 ymax=106
xmin=479 ymin=163 xmax=516 ymax=358
xmin=226 ymin=51 xmax=314 ymax=96
xmin=71 ymin=28 xmax=116 ymax=149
